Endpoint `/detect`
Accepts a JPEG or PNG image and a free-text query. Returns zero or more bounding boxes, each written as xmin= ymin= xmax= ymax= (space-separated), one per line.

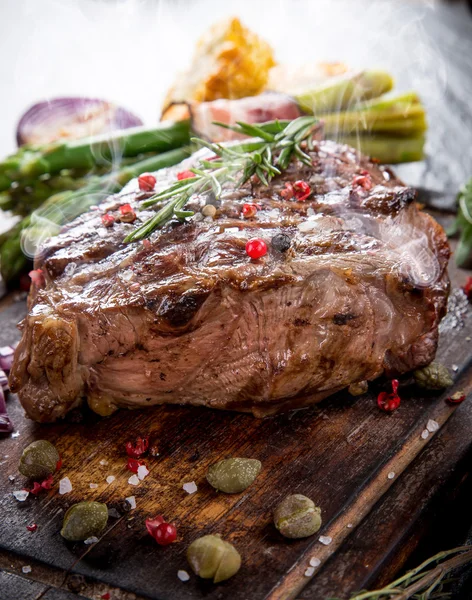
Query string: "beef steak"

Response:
xmin=9 ymin=140 xmax=450 ymax=422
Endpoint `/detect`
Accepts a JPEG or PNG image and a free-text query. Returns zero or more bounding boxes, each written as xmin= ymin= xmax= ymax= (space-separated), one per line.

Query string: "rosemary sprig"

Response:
xmin=124 ymin=116 xmax=318 ymax=242
xmin=335 ymin=546 xmax=472 ymax=600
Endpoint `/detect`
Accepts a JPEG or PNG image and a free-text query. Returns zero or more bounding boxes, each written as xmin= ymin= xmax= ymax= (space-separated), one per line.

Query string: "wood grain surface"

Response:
xmin=1 ymin=2 xmax=472 ymax=599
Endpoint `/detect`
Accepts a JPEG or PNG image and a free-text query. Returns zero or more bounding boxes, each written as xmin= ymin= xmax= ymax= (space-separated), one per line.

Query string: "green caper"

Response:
xmin=187 ymin=534 xmax=241 ymax=583
xmin=273 ymin=494 xmax=322 ymax=539
xmin=348 ymin=381 xmax=368 ymax=396
xmin=61 ymin=502 xmax=108 ymax=541
xmin=19 ymin=440 xmax=60 ymax=479
xmin=413 ymin=362 xmax=453 ymax=390
xmin=206 ymin=458 xmax=262 ymax=494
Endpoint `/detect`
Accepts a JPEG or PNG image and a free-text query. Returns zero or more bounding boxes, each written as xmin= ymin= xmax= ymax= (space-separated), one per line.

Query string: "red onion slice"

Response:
xmin=17 ymin=98 xmax=143 ymax=146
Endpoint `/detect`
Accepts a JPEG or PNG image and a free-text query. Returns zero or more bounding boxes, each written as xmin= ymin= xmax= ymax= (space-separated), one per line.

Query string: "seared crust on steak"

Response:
xmin=9 ymin=140 xmax=450 ymax=422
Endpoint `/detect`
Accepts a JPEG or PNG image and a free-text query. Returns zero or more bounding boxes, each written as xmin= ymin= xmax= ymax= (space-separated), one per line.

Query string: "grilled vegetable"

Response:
xmin=16 ymin=97 xmax=142 ymax=146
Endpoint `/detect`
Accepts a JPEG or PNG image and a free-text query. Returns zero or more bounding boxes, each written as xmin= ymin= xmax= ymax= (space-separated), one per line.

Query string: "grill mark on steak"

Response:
xmin=9 ymin=139 xmax=450 ymax=422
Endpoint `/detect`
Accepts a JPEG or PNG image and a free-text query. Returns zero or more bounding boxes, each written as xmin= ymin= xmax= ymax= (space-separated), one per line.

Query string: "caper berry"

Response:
xmin=348 ymin=381 xmax=368 ymax=396
xmin=273 ymin=494 xmax=322 ymax=539
xmin=61 ymin=502 xmax=108 ymax=541
xmin=187 ymin=534 xmax=241 ymax=583
xmin=413 ymin=362 xmax=453 ymax=390
xmin=272 ymin=233 xmax=291 ymax=253
xmin=206 ymin=458 xmax=262 ymax=494
xmin=19 ymin=440 xmax=60 ymax=479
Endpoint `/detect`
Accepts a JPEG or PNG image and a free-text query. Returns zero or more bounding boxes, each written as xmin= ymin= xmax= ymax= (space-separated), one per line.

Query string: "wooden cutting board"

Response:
xmin=0 ymin=244 xmax=471 ymax=600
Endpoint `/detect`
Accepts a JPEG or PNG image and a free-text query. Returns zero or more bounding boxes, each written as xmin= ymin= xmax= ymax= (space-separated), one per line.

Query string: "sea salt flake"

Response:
xmin=307 ymin=207 xmax=316 ymax=217
xmin=106 ymin=475 xmax=115 ymax=484
xmin=126 ymin=496 xmax=136 ymax=509
xmin=59 ymin=477 xmax=72 ymax=495
xmin=224 ymin=227 xmax=239 ymax=234
xmin=421 ymin=429 xmax=430 ymax=440
xmin=388 ymin=471 xmax=395 ymax=480
xmin=347 ymin=523 xmax=353 ymax=528
xmin=99 ymin=459 xmax=109 ymax=466
xmin=183 ymin=481 xmax=198 ymax=494
xmin=90 ymin=483 xmax=98 ymax=489
xmin=304 ymin=567 xmax=315 ymax=577
xmin=309 ymin=557 xmax=321 ymax=567
xmin=137 ymin=464 xmax=149 ymax=481
xmin=452 ymin=364 xmax=459 ymax=372
xmin=12 ymin=431 xmax=20 ymax=438
xmin=13 ymin=490 xmax=29 ymax=502
xmin=84 ymin=536 xmax=99 ymax=545
xmin=426 ymin=419 xmax=439 ymax=433
xmin=108 ymin=508 xmax=121 ymax=519
xmin=319 ymin=535 xmax=332 ymax=545
xmin=8 ymin=475 xmax=15 ymax=482
xmin=178 ymin=570 xmax=190 ymax=582
xmin=128 ymin=474 xmax=140 ymax=486
xmin=64 ymin=262 xmax=77 ymax=276
xmin=22 ymin=565 xmax=32 ymax=574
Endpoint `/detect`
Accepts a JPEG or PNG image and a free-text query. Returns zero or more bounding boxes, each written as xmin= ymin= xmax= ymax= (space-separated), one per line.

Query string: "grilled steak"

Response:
xmin=10 ymin=140 xmax=449 ymax=422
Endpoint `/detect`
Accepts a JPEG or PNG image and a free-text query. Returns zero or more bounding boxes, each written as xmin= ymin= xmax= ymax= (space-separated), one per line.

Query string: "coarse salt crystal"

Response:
xmin=59 ymin=477 xmax=72 ymax=495
xmin=137 ymin=464 xmax=149 ymax=481
xmin=178 ymin=570 xmax=190 ymax=582
xmin=13 ymin=490 xmax=29 ymax=502
xmin=224 ymin=227 xmax=239 ymax=234
xmin=452 ymin=364 xmax=459 ymax=372
xmin=99 ymin=459 xmax=109 ymax=466
xmin=12 ymin=432 xmax=20 ymax=438
xmin=108 ymin=508 xmax=121 ymax=519
xmin=298 ymin=221 xmax=319 ymax=233
xmin=388 ymin=471 xmax=395 ymax=480
xmin=183 ymin=481 xmax=198 ymax=494
xmin=22 ymin=566 xmax=32 ymax=574
xmin=106 ymin=475 xmax=115 ymax=484
xmin=347 ymin=523 xmax=353 ymax=528
xmin=307 ymin=207 xmax=316 ymax=217
xmin=319 ymin=535 xmax=332 ymax=545
xmin=426 ymin=419 xmax=439 ymax=433
xmin=304 ymin=567 xmax=315 ymax=577
xmin=126 ymin=496 xmax=136 ymax=509
xmin=121 ymin=270 xmax=134 ymax=282
xmin=84 ymin=536 xmax=99 ymax=545
xmin=90 ymin=483 xmax=98 ymax=489
xmin=309 ymin=557 xmax=321 ymax=567
xmin=8 ymin=475 xmax=15 ymax=482
xmin=64 ymin=262 xmax=77 ymax=276
xmin=97 ymin=228 xmax=108 ymax=238
xmin=128 ymin=474 xmax=140 ymax=486
xmin=421 ymin=429 xmax=429 ymax=440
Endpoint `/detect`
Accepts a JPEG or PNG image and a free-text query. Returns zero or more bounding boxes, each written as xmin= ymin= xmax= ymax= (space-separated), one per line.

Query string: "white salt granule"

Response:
xmin=22 ymin=566 xmax=32 ymax=574
xmin=421 ymin=429 xmax=430 ymax=440
xmin=426 ymin=419 xmax=439 ymax=433
xmin=183 ymin=481 xmax=198 ymax=494
xmin=59 ymin=477 xmax=72 ymax=495
xmin=128 ymin=474 xmax=140 ymax=486
xmin=106 ymin=475 xmax=115 ymax=484
xmin=388 ymin=471 xmax=395 ymax=480
xmin=13 ymin=490 xmax=29 ymax=502
xmin=84 ymin=536 xmax=99 ymax=545
xmin=178 ymin=570 xmax=190 ymax=582
xmin=89 ymin=483 xmax=98 ymax=489
xmin=319 ymin=535 xmax=332 ymax=545
xmin=309 ymin=557 xmax=321 ymax=567
xmin=304 ymin=567 xmax=315 ymax=577
xmin=126 ymin=496 xmax=136 ymax=510
xmin=137 ymin=464 xmax=149 ymax=481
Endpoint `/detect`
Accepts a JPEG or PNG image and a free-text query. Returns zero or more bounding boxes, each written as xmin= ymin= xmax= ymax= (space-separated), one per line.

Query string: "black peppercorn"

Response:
xmin=272 ymin=233 xmax=291 ymax=252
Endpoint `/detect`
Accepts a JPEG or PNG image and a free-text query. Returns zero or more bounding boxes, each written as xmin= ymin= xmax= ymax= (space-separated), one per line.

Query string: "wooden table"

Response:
xmin=1 ymin=2 xmax=472 ymax=600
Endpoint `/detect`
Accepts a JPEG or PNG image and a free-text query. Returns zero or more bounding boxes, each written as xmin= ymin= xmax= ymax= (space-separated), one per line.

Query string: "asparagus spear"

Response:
xmin=336 ymin=133 xmax=425 ymax=164
xmin=0 ymin=120 xmax=191 ymax=192
xmin=0 ymin=146 xmax=191 ymax=283
xmin=321 ymin=92 xmax=427 ymax=136
xmin=294 ymin=70 xmax=394 ymax=114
